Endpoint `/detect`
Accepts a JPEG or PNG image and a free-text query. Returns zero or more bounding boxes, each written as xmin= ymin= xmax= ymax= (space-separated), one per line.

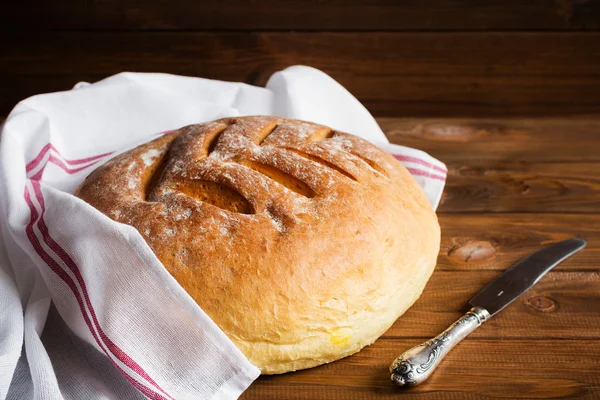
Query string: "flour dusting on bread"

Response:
xmin=74 ymin=116 xmax=440 ymax=375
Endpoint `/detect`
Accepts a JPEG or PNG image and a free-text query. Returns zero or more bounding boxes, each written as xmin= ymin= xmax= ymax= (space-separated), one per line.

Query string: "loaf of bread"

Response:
xmin=75 ymin=116 xmax=440 ymax=374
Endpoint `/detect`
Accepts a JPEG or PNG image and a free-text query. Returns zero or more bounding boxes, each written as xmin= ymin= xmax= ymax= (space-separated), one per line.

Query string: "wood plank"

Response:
xmin=384 ymin=270 xmax=600 ymax=339
xmin=439 ymin=161 xmax=600 ymax=213
xmin=379 ymin=118 xmax=600 ymax=162
xmin=2 ymin=33 xmax=600 ymax=117
xmin=241 ymin=339 xmax=600 ymax=399
xmin=1 ymin=0 xmax=599 ymax=31
xmin=437 ymin=214 xmax=598 ymax=271
xmin=380 ymin=118 xmax=600 ymax=211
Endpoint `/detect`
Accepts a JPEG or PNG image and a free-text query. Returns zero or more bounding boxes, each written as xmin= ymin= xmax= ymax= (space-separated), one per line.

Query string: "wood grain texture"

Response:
xmin=380 ymin=118 xmax=600 ymax=212
xmin=242 ymin=339 xmax=600 ymax=399
xmin=384 ymin=270 xmax=600 ymax=339
xmin=2 ymin=0 xmax=599 ymax=31
xmin=439 ymin=162 xmax=600 ymax=213
xmin=379 ymin=118 xmax=600 ymax=162
xmin=2 ymin=32 xmax=600 ymax=117
xmin=437 ymin=214 xmax=598 ymax=271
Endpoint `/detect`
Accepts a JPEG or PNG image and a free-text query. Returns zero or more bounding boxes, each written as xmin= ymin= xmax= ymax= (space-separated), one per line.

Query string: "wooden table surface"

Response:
xmin=241 ymin=117 xmax=600 ymax=399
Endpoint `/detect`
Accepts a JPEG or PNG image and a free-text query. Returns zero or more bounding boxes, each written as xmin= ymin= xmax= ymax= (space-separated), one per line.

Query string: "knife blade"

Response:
xmin=389 ymin=238 xmax=586 ymax=387
xmin=470 ymin=238 xmax=586 ymax=316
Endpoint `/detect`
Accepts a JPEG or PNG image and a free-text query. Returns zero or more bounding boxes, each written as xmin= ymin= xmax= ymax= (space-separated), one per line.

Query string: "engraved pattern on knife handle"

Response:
xmin=390 ymin=307 xmax=490 ymax=387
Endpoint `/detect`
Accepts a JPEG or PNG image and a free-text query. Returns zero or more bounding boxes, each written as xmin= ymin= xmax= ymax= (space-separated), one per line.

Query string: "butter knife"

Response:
xmin=390 ymin=237 xmax=586 ymax=387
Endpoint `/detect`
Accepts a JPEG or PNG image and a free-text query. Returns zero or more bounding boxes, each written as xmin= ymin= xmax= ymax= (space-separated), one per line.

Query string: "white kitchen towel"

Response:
xmin=0 ymin=66 xmax=447 ymax=400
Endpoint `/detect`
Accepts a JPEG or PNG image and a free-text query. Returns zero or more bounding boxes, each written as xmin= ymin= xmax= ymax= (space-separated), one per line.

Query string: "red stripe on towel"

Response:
xmin=24 ymin=182 xmax=173 ymax=400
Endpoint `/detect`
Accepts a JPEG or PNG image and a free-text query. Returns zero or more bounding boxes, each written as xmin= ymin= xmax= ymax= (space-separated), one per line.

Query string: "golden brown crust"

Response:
xmin=75 ymin=116 xmax=440 ymax=374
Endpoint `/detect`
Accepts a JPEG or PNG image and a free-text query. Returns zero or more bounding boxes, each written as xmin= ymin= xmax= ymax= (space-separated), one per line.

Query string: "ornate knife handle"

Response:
xmin=390 ymin=306 xmax=490 ymax=387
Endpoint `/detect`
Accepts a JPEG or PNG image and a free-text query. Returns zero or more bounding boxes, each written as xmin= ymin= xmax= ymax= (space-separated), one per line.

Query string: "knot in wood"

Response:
xmin=448 ymin=240 xmax=496 ymax=263
xmin=526 ymin=296 xmax=559 ymax=313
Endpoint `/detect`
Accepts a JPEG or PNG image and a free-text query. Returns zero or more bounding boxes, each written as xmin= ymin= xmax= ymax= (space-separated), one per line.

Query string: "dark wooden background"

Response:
xmin=2 ymin=0 xmax=600 ymax=117
xmin=3 ymin=2 xmax=600 ymax=399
